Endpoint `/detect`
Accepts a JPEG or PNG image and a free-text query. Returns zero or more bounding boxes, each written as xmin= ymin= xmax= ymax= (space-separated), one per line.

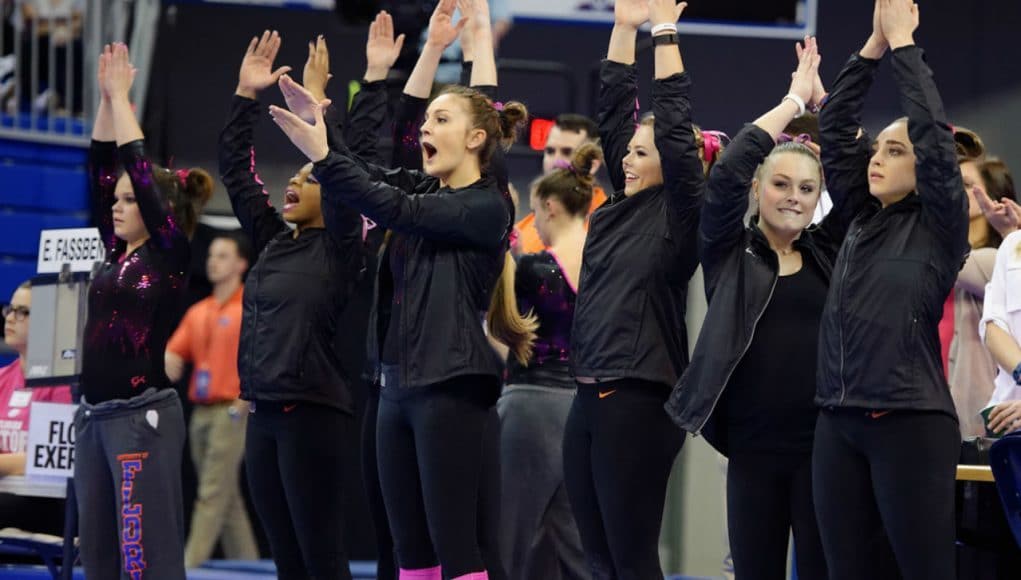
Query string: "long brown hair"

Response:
xmin=487 ymin=252 xmax=538 ymax=365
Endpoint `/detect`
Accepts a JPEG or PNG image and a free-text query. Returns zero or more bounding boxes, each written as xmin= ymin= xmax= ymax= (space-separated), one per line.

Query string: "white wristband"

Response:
xmin=782 ymin=93 xmax=807 ymax=117
xmin=651 ymin=23 xmax=678 ymax=36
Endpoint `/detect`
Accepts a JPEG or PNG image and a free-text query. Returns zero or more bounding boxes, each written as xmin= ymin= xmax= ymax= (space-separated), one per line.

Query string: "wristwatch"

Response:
xmin=652 ymin=33 xmax=679 ymax=47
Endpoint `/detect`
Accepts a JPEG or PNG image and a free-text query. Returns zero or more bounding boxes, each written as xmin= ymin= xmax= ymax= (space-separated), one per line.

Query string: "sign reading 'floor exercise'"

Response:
xmin=25 ymin=402 xmax=78 ymax=478
xmin=36 ymin=228 xmax=105 ymax=274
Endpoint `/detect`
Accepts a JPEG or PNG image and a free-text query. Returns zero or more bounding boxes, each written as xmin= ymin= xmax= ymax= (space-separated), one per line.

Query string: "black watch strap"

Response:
xmin=652 ymin=33 xmax=679 ymax=46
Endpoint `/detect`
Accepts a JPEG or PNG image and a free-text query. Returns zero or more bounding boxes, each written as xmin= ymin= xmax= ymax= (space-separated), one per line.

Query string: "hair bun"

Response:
xmin=184 ymin=168 xmax=214 ymax=205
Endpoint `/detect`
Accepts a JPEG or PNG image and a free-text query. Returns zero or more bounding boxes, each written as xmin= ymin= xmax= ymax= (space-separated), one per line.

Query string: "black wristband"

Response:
xmin=652 ymin=33 xmax=679 ymax=47
xmin=1013 ymin=361 xmax=1021 ymax=385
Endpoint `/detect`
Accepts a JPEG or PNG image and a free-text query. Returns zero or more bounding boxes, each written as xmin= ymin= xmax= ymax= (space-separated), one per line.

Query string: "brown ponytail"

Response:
xmin=535 ymin=142 xmax=603 ymax=216
xmin=153 ymin=165 xmax=214 ymax=238
xmin=487 ymin=252 xmax=538 ymax=366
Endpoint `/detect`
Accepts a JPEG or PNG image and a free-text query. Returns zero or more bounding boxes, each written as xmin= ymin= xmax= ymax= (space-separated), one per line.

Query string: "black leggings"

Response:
xmin=377 ymin=375 xmax=497 ymax=578
xmin=727 ymin=452 xmax=826 ymax=580
xmin=812 ymin=408 xmax=958 ymax=580
xmin=362 ymin=390 xmax=397 ymax=580
xmin=365 ymin=387 xmax=507 ymax=580
xmin=562 ymin=380 xmax=684 ymax=580
xmin=246 ymin=401 xmax=353 ymax=580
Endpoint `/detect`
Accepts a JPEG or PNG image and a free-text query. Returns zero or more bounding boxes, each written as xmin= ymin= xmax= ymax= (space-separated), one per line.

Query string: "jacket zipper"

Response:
xmin=695 ymin=258 xmax=779 ymax=435
xmin=400 ymin=238 xmax=409 ymax=389
xmin=248 ymin=251 xmax=261 ymax=395
xmin=837 ymin=225 xmax=862 ymax=405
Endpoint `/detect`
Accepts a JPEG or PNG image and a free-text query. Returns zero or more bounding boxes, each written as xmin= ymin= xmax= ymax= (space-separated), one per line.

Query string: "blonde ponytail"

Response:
xmin=487 ymin=252 xmax=538 ymax=365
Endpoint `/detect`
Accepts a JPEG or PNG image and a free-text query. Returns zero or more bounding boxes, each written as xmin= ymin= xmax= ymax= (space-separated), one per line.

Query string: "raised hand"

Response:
xmin=880 ymin=0 xmax=918 ymax=49
xmin=97 ymin=44 xmax=112 ymax=102
xmin=648 ymin=0 xmax=687 ymax=28
xmin=269 ymin=98 xmax=330 ymax=163
xmin=105 ymin=42 xmax=136 ymax=102
xmin=279 ymin=74 xmax=322 ymax=125
xmin=861 ymin=0 xmax=889 ymax=60
xmin=425 ymin=0 xmax=469 ymax=50
xmin=795 ymin=36 xmax=827 ymax=109
xmin=365 ymin=11 xmax=406 ymax=82
xmin=976 ymin=189 xmax=1021 ymax=238
xmin=303 ymin=35 xmax=331 ymax=101
xmin=614 ymin=0 xmax=649 ymax=29
xmin=236 ymin=30 xmax=292 ymax=99
xmin=788 ymin=36 xmax=821 ymax=108
xmin=470 ymin=0 xmax=491 ymax=32
xmin=458 ymin=0 xmax=476 ymax=61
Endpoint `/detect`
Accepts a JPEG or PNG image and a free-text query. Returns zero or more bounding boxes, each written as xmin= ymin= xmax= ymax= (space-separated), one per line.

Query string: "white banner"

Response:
xmin=37 ymin=228 xmax=105 ymax=274
xmin=25 ymin=402 xmax=78 ymax=478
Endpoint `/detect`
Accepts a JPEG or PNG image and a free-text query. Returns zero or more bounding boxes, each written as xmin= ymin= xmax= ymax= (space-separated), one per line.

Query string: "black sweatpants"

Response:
xmin=812 ymin=408 xmax=959 ymax=580
xmin=727 ymin=452 xmax=826 ymax=580
xmin=376 ymin=372 xmax=497 ymax=579
xmin=562 ymin=380 xmax=684 ymax=580
xmin=245 ymin=400 xmax=353 ymax=580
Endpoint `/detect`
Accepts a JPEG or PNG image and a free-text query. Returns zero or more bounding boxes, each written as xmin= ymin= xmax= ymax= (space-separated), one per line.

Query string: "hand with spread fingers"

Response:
xmin=303 ymin=35 xmax=331 ymax=101
xmin=425 ymin=0 xmax=469 ymax=50
xmin=365 ymin=11 xmax=405 ymax=83
xmin=278 ymin=74 xmax=322 ymax=125
xmin=614 ymin=0 xmax=649 ymax=29
xmin=648 ymin=0 xmax=687 ymax=28
xmin=236 ymin=30 xmax=292 ymax=100
xmin=270 ymin=96 xmax=331 ymax=164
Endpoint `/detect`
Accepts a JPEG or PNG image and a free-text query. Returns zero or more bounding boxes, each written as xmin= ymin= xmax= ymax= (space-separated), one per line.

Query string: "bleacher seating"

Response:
xmin=0 ymin=137 xmax=89 ymax=300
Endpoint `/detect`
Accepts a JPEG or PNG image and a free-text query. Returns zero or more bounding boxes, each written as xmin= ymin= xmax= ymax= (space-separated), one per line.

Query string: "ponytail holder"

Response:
xmin=778 ymin=132 xmax=813 ymax=145
xmin=701 ymin=130 xmax=728 ymax=163
xmin=360 ymin=215 xmax=377 ymax=243
xmin=175 ymin=168 xmax=189 ymax=187
xmin=552 ymin=158 xmax=578 ymax=174
xmin=493 ymin=101 xmax=505 ymax=112
xmin=508 ymin=228 xmax=520 ymax=250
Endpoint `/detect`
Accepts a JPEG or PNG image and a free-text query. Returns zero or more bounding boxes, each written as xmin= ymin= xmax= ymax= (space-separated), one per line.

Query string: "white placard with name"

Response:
xmin=37 ymin=228 xmax=105 ymax=274
xmin=25 ymin=402 xmax=78 ymax=478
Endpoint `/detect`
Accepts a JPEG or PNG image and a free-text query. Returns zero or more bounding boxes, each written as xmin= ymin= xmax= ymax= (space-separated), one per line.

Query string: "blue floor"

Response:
xmin=0 ymin=561 xmax=719 ymax=579
xmin=0 ymin=560 xmax=378 ymax=578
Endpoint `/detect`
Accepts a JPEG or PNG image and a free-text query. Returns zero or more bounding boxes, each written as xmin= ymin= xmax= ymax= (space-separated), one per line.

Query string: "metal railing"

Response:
xmin=0 ymin=0 xmax=159 ymax=146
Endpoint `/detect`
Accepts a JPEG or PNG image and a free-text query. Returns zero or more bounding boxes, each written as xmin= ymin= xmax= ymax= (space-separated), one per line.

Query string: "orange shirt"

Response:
xmin=514 ymin=186 xmax=608 ymax=255
xmin=166 ymin=286 xmax=244 ymax=404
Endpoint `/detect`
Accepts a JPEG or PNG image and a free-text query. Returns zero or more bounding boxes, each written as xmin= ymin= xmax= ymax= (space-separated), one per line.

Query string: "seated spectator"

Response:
xmin=0 ymin=280 xmax=73 ymax=536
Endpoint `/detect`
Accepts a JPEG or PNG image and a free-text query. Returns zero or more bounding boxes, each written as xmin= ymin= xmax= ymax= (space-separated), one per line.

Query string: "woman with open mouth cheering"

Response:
xmin=270 ymin=0 xmax=534 ymax=578
xmin=219 ymin=30 xmax=370 ymax=579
